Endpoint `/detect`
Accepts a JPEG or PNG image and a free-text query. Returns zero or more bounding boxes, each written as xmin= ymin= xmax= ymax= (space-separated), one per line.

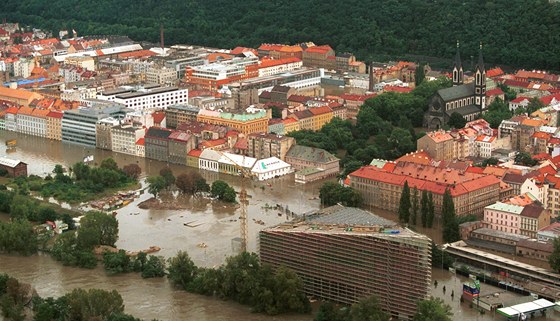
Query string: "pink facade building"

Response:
xmin=484 ymin=202 xmax=523 ymax=234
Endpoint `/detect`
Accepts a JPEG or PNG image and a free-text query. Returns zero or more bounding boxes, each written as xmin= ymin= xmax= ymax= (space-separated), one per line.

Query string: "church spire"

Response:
xmin=452 ymin=40 xmax=463 ymax=86
xmin=477 ymin=42 xmax=484 ymax=70
xmin=474 ymin=41 xmax=486 ymax=112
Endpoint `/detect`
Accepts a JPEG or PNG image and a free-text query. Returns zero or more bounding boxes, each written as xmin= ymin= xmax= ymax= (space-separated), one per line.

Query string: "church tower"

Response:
xmin=452 ymin=40 xmax=463 ymax=87
xmin=474 ymin=42 xmax=486 ymax=112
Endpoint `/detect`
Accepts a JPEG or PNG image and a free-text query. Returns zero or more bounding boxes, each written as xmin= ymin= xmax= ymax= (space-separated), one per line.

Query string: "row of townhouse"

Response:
xmin=417 ymin=119 xmax=511 ymax=161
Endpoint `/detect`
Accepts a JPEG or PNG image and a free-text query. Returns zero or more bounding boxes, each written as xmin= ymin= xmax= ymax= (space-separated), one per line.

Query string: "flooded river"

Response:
xmin=0 ymin=131 xmax=557 ymax=320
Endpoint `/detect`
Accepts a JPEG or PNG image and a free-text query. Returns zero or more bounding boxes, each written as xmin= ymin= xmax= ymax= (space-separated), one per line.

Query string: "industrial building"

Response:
xmin=259 ymin=205 xmax=432 ymax=320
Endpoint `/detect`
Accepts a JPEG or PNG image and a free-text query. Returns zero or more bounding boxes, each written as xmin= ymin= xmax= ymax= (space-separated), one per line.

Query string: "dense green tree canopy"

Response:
xmin=3 ymin=1 xmax=560 ymax=70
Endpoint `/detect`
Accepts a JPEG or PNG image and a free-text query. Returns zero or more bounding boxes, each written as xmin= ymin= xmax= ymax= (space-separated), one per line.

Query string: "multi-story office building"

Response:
xmin=229 ymin=68 xmax=324 ymax=94
xmin=62 ymin=105 xmax=129 ymax=146
xmin=165 ymin=104 xmax=200 ymax=129
xmin=185 ymin=56 xmax=259 ymax=91
xmin=259 ymin=205 xmax=431 ymax=320
xmin=97 ymin=85 xmax=188 ymax=111
xmin=146 ymin=67 xmax=177 ymax=86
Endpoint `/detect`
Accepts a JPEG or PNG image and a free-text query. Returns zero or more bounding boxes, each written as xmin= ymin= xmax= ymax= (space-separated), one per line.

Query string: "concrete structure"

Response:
xmin=96 ymin=117 xmax=120 ymax=150
xmin=251 ymin=157 xmax=292 ymax=180
xmin=97 ymin=86 xmax=188 ymax=111
xmin=285 ymin=145 xmax=340 ymax=183
xmin=0 ymin=157 xmax=27 ymax=177
xmin=65 ymin=56 xmax=95 ymax=71
xmin=168 ymin=131 xmax=196 ymax=165
xmin=259 ymin=205 xmax=431 ymax=319
xmin=229 ymin=68 xmax=324 ymax=94
xmin=165 ymin=104 xmax=200 ymax=129
xmin=246 ymin=132 xmax=295 ymax=161
xmin=146 ymin=67 xmax=177 ymax=86
xmin=185 ymin=56 xmax=259 ymax=91
xmin=145 ymin=127 xmax=172 ymax=162
xmin=111 ymin=123 xmax=145 ymax=156
xmin=349 ymin=161 xmax=501 ymax=217
xmin=62 ymin=105 xmax=129 ymax=146
xmin=257 ymin=58 xmax=303 ymax=77
xmin=537 ymin=222 xmax=560 ymax=242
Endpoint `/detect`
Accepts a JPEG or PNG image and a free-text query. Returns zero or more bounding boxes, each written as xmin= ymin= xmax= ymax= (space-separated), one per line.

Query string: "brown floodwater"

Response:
xmin=0 ymin=131 xmax=557 ymax=320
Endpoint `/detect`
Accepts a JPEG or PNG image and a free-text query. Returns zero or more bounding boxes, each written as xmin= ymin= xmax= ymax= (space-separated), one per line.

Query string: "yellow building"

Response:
xmin=309 ymin=106 xmax=333 ymax=131
xmin=46 ymin=110 xmax=63 ymax=140
xmin=196 ymin=109 xmax=269 ymax=135
xmin=282 ymin=118 xmax=300 ymax=134
xmin=0 ymin=87 xmax=43 ymax=107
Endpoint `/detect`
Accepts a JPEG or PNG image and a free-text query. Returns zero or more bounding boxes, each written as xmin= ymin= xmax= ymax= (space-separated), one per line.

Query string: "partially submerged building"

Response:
xmin=259 ymin=205 xmax=432 ymax=319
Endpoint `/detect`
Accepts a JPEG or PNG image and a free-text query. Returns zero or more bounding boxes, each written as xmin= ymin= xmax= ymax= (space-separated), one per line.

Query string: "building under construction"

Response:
xmin=258 ymin=205 xmax=432 ymax=320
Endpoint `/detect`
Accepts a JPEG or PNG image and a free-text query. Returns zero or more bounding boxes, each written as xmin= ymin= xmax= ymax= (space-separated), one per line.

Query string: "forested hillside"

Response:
xmin=2 ymin=0 xmax=559 ymax=70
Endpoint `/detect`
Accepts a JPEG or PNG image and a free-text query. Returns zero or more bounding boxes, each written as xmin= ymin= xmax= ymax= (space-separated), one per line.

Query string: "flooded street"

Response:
xmin=0 ymin=131 xmax=557 ymax=320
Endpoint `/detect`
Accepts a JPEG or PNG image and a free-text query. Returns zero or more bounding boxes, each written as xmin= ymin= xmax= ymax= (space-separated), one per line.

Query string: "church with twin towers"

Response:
xmin=424 ymin=42 xmax=487 ymax=129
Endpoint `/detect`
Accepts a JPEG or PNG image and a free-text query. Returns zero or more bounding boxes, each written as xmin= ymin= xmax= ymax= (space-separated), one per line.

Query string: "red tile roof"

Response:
xmin=46 ymin=110 xmax=63 ymax=119
xmin=304 ymin=45 xmax=333 ymax=54
xmin=511 ymin=96 xmax=530 ymax=104
xmin=152 ymin=111 xmax=165 ymax=124
xmin=136 ymin=138 xmax=145 ymax=146
xmin=486 ymin=67 xmax=504 ymax=78
xmin=383 ymin=85 xmax=413 ymax=93
xmin=258 ymin=57 xmax=301 ymax=68
xmin=540 ymin=93 xmax=560 ymax=106
xmin=504 ymin=79 xmax=530 ymax=89
xmin=308 ymin=106 xmax=332 ymax=115
xmin=187 ymin=149 xmax=202 ymax=157
xmin=486 ymin=88 xmax=504 ymax=96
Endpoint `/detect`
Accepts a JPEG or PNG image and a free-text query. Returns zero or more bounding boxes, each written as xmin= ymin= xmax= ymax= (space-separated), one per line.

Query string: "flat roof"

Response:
xmin=497 ymin=299 xmax=556 ymax=317
xmin=115 ymin=86 xmax=182 ymax=99
xmin=306 ymin=205 xmax=397 ymax=227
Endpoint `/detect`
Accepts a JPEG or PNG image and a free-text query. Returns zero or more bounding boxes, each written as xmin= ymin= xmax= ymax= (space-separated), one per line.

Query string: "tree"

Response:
xmin=427 ymin=192 xmax=435 ymax=228
xmin=549 ymin=237 xmax=560 ymax=272
xmin=64 ymin=288 xmax=124 ymax=321
xmin=420 ymin=190 xmax=429 ymax=228
xmin=103 ymin=250 xmax=131 ymax=274
xmin=100 ymin=158 xmax=119 ymax=172
xmin=482 ymin=98 xmax=512 ymax=128
xmin=147 ymin=176 xmax=167 ymax=198
xmin=410 ymin=187 xmax=419 ymax=225
xmin=319 ymin=182 xmax=363 ymax=207
xmin=415 ymin=63 xmax=425 ymax=86
xmin=441 ymin=189 xmax=459 ymax=243
xmin=176 ymin=172 xmax=208 ymax=195
xmin=527 ymin=97 xmax=545 ymax=115
xmin=398 ymin=181 xmax=411 ymax=223
xmin=79 ymin=211 xmax=119 ymax=247
xmin=0 ymin=219 xmax=38 ymax=255
xmin=159 ymin=167 xmax=175 ymax=187
xmin=481 ymin=157 xmax=499 ymax=167
xmin=167 ymin=251 xmax=198 ymax=290
xmin=141 ymin=256 xmax=166 ymax=278
xmin=350 ymin=295 xmax=389 ymax=321
xmin=122 ymin=164 xmax=141 ymax=180
xmin=515 ymin=152 xmax=538 ymax=167
xmin=447 ymin=112 xmax=466 ymax=129
xmin=414 ymin=297 xmax=452 ymax=321
xmin=211 ymin=180 xmax=237 ymax=203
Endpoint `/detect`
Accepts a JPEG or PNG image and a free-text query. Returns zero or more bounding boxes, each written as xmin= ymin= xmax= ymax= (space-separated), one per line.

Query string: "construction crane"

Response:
xmin=215 ymin=150 xmax=256 ymax=253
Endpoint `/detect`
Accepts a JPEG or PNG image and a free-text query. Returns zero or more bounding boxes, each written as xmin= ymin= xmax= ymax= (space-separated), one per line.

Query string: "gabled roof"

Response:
xmin=187 ymin=149 xmax=202 ymax=157
xmin=286 ymin=145 xmax=338 ymax=164
xmin=486 ymin=88 xmax=504 ymax=97
xmin=486 ymin=67 xmax=504 ymax=78
xmin=136 ymin=138 xmax=145 ymax=146
xmin=146 ymin=127 xmax=172 ymax=139
xmin=437 ymin=82 xmax=474 ymax=102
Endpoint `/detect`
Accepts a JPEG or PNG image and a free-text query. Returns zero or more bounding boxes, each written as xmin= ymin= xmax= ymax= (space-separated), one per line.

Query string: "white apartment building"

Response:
xmin=189 ymin=56 xmax=259 ymax=81
xmin=111 ymin=124 xmax=145 ymax=156
xmin=13 ymin=58 xmax=34 ymax=78
xmin=97 ymin=86 xmax=188 ymax=111
xmin=16 ymin=108 xmax=48 ymax=137
xmin=146 ymin=67 xmax=177 ymax=85
xmin=258 ymin=58 xmax=303 ymax=77
xmin=65 ymin=56 xmax=95 ymax=71
xmin=61 ymin=87 xmax=97 ymax=101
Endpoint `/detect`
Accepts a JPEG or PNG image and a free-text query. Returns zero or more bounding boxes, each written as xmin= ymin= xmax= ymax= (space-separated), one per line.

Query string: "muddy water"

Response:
xmin=1 ymin=131 xmax=556 ymax=320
